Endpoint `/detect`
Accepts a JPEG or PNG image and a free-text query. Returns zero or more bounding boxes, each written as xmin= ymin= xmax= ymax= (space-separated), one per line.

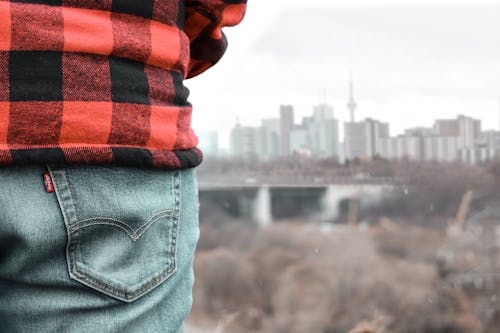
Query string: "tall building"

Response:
xmin=229 ymin=120 xmax=281 ymax=160
xmin=423 ymin=136 xmax=459 ymax=162
xmin=290 ymin=125 xmax=309 ymax=155
xmin=457 ymin=115 xmax=481 ymax=148
xmin=258 ymin=126 xmax=280 ymax=160
xmin=345 ymin=122 xmax=367 ymax=159
xmin=229 ymin=123 xmax=259 ymax=159
xmin=262 ymin=118 xmax=281 ymax=137
xmin=433 ymin=115 xmax=481 ymax=149
xmin=261 ymin=118 xmax=281 ymax=159
xmin=433 ymin=119 xmax=458 ymax=137
xmin=482 ymin=130 xmax=500 ymax=152
xmin=459 ymin=146 xmax=496 ymax=165
xmin=347 ymin=72 xmax=357 ymax=123
xmin=459 ymin=130 xmax=500 ymax=164
xmin=378 ymin=126 xmax=468 ymax=163
xmin=280 ymin=105 xmax=295 ymax=156
xmin=379 ymin=127 xmax=436 ymax=161
xmin=310 ymin=104 xmax=339 ymax=157
xmin=379 ymin=135 xmax=423 ymax=160
xmin=283 ymin=104 xmax=341 ymax=158
xmin=322 ymin=118 xmax=340 ymax=157
xmin=344 ymin=118 xmax=389 ymax=159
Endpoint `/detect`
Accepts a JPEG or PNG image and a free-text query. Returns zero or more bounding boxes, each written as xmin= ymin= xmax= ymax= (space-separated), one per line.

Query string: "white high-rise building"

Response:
xmin=229 ymin=124 xmax=259 ymax=158
xmin=310 ymin=104 xmax=339 ymax=157
xmin=262 ymin=118 xmax=281 ymax=137
xmin=481 ymin=130 xmax=500 ymax=152
xmin=344 ymin=122 xmax=367 ymax=159
xmin=459 ymin=146 xmax=496 ymax=165
xmin=229 ymin=124 xmax=281 ymax=160
xmin=379 ymin=135 xmax=423 ymax=160
xmin=290 ymin=126 xmax=309 ymax=155
xmin=261 ymin=118 xmax=281 ymax=159
xmin=345 ymin=118 xmax=389 ymax=160
xmin=378 ymin=116 xmax=483 ymax=163
xmin=423 ymin=136 xmax=459 ymax=162
xmin=279 ymin=105 xmax=295 ymax=156
xmin=433 ymin=115 xmax=481 ymax=149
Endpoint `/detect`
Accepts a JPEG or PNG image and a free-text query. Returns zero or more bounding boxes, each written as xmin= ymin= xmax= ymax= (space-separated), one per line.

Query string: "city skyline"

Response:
xmin=198 ymin=98 xmax=500 ymax=152
xmin=188 ymin=0 xmax=500 ymax=144
xmin=199 ymin=103 xmax=498 ymax=163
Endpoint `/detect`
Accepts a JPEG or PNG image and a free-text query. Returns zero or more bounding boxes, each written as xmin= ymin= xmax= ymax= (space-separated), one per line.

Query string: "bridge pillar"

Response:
xmin=319 ymin=185 xmax=362 ymax=222
xmin=252 ymin=185 xmax=272 ymax=227
xmin=318 ymin=185 xmax=340 ymax=221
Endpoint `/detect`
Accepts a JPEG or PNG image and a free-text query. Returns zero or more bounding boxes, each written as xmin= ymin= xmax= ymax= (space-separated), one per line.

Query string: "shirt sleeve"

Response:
xmin=184 ymin=0 xmax=247 ymax=79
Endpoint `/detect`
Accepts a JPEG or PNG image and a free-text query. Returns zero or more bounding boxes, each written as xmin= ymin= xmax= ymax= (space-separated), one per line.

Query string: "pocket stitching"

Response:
xmin=71 ymin=215 xmax=179 ymax=302
xmin=70 ymin=210 xmax=178 ymax=242
xmin=52 ymin=167 xmax=182 ymax=302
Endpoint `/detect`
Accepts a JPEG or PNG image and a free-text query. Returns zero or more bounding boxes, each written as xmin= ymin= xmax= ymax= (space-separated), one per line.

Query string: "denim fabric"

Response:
xmin=0 ymin=164 xmax=200 ymax=333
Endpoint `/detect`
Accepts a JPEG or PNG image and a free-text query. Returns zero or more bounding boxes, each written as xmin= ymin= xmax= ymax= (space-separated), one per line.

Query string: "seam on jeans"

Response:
xmin=66 ymin=170 xmax=182 ymax=302
xmin=63 ymin=169 xmax=80 ymax=223
xmin=47 ymin=166 xmax=79 ymax=277
xmin=173 ymin=170 xmax=181 ymax=270
xmin=62 ymin=168 xmax=85 ymax=274
xmin=74 ymin=210 xmax=177 ymax=241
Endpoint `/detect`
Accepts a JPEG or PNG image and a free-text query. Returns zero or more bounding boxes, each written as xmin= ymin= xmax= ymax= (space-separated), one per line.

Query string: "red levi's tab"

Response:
xmin=43 ymin=172 xmax=55 ymax=193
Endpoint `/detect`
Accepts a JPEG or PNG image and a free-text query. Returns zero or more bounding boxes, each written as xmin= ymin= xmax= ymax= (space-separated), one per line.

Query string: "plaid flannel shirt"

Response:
xmin=0 ymin=0 xmax=246 ymax=169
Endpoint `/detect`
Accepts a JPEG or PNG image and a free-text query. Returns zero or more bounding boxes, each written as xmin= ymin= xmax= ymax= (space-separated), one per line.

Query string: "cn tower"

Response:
xmin=347 ymin=71 xmax=357 ymax=123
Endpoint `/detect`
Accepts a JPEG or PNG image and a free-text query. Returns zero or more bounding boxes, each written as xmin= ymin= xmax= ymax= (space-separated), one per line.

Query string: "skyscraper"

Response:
xmin=311 ymin=104 xmax=339 ymax=157
xmin=433 ymin=115 xmax=481 ymax=149
xmin=347 ymin=71 xmax=357 ymax=123
xmin=261 ymin=118 xmax=281 ymax=159
xmin=344 ymin=118 xmax=389 ymax=159
xmin=280 ymin=105 xmax=295 ymax=156
xmin=229 ymin=123 xmax=259 ymax=159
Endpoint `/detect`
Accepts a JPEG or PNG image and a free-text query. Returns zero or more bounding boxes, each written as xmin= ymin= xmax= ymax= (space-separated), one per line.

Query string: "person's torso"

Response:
xmin=0 ymin=0 xmax=201 ymax=169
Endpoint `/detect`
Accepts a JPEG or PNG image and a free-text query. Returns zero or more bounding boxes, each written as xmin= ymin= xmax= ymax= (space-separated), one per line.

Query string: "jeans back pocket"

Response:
xmin=48 ymin=165 xmax=180 ymax=302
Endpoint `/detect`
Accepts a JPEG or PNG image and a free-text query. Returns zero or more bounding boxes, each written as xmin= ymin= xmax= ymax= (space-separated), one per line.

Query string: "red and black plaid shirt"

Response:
xmin=0 ymin=0 xmax=246 ymax=169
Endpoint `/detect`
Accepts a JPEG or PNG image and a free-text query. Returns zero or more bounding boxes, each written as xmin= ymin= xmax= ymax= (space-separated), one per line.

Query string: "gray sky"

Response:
xmin=187 ymin=0 xmax=500 ymax=147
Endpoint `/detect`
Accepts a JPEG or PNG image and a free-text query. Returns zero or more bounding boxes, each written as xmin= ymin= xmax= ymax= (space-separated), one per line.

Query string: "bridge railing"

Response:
xmin=197 ymin=174 xmax=399 ymax=187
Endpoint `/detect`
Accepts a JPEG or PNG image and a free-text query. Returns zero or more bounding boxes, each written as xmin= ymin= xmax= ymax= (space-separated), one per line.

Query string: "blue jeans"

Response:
xmin=0 ymin=164 xmax=200 ymax=332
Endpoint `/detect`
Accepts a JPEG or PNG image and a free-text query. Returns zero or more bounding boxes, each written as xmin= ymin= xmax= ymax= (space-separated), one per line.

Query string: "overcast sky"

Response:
xmin=187 ymin=0 xmax=500 ymax=147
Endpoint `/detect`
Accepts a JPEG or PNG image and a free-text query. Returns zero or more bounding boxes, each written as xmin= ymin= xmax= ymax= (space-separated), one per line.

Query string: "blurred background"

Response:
xmin=185 ymin=0 xmax=500 ymax=332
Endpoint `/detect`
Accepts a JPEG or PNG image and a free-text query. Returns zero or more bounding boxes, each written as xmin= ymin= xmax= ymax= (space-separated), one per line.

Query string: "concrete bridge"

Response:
xmin=198 ymin=181 xmax=394 ymax=226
